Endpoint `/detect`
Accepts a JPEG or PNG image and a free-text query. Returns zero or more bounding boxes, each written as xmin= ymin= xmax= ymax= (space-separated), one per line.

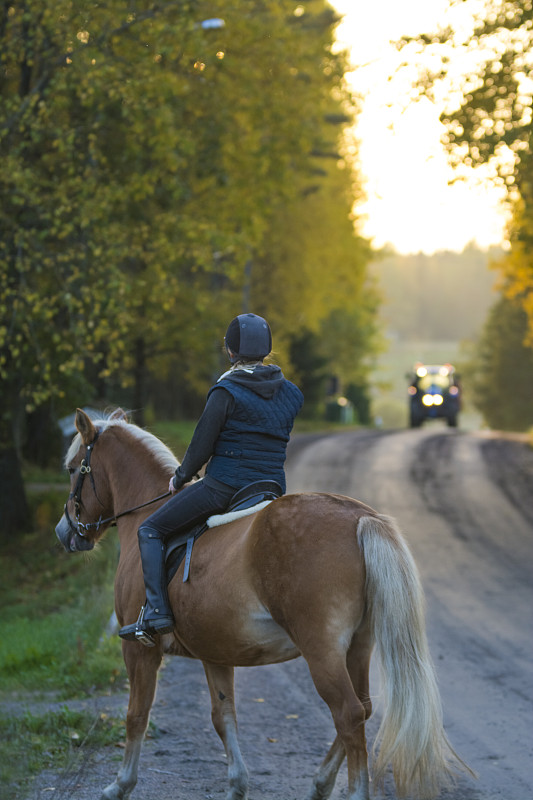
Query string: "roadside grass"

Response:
xmin=146 ymin=419 xmax=197 ymax=459
xmin=0 ymin=487 xmax=127 ymax=798
xmin=0 ymin=490 xmax=125 ymax=698
xmin=0 ymin=706 xmax=126 ymax=799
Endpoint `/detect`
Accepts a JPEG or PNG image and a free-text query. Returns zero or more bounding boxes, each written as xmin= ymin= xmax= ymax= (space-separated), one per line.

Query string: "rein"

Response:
xmin=65 ymin=430 xmax=171 ymax=538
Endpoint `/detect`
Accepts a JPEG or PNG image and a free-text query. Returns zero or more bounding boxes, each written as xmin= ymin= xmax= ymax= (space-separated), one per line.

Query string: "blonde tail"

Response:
xmin=357 ymin=514 xmax=474 ymax=799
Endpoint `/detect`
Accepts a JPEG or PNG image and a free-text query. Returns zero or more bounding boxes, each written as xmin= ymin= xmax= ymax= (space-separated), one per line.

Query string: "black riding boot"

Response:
xmin=118 ymin=526 xmax=174 ymax=646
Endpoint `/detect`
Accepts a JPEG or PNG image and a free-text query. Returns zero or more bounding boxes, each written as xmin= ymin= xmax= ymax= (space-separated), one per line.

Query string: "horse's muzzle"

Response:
xmin=55 ymin=515 xmax=94 ymax=553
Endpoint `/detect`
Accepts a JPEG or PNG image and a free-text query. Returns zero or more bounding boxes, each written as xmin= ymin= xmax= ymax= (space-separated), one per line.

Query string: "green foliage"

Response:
xmin=148 ymin=419 xmax=197 ymax=459
xmin=0 ymin=706 xmax=125 ymax=798
xmin=469 ymin=295 xmax=533 ymax=430
xmin=1 ymin=0 xmax=378 ymax=532
xmin=0 ymin=0 xmax=370 ymax=417
xmin=252 ymin=158 xmax=381 ymax=394
xmin=495 ymin=192 xmax=533 ymax=347
xmin=289 ymin=329 xmax=330 ymax=418
xmin=397 ymin=0 xmax=532 ymax=179
xmin=345 ymin=381 xmax=371 ymax=425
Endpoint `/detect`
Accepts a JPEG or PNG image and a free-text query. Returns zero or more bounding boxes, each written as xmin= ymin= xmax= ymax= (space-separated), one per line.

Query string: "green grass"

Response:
xmin=22 ymin=463 xmax=70 ymax=485
xmin=0 ymin=706 xmax=126 ymax=799
xmin=148 ymin=419 xmax=197 ymax=459
xmin=0 ymin=490 xmax=126 ymax=699
xmin=0 ymin=488 xmax=127 ymax=798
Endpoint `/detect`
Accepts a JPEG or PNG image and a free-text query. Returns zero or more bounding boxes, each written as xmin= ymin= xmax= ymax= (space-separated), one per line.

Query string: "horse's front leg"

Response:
xmin=203 ymin=661 xmax=249 ymax=800
xmin=101 ymin=642 xmax=162 ymax=800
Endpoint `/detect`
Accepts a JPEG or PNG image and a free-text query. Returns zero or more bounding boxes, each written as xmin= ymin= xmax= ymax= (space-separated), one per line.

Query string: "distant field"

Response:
xmin=370 ymin=337 xmax=483 ymax=430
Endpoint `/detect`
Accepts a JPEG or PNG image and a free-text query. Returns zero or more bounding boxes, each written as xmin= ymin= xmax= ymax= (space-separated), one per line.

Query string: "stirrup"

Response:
xmin=119 ymin=606 xmax=157 ymax=647
xmin=133 ymin=605 xmax=157 ymax=647
xmin=135 ymin=629 xmax=156 ymax=647
xmin=119 ymin=605 xmax=174 ymax=647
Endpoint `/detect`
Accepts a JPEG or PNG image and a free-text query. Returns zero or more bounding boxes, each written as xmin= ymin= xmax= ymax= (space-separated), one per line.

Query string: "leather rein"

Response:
xmin=64 ymin=430 xmax=171 ymax=539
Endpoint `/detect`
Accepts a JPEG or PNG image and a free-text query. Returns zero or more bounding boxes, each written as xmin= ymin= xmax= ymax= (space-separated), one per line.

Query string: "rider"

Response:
xmin=119 ymin=313 xmax=304 ymax=645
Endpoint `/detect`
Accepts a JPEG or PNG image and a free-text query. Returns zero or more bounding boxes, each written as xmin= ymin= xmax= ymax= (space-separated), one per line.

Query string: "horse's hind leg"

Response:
xmin=346 ymin=627 xmax=373 ymax=722
xmin=101 ymin=643 xmax=162 ymax=800
xmin=203 ymin=662 xmax=249 ymax=800
xmin=305 ymin=735 xmax=345 ymax=800
xmin=305 ymin=651 xmax=370 ymax=800
xmin=304 ymin=631 xmax=372 ymax=800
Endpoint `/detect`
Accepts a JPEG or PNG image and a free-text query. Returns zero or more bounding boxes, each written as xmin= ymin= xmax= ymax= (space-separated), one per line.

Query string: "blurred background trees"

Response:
xmin=469 ymin=295 xmax=533 ymax=430
xmin=0 ymin=0 xmax=378 ymax=532
xmin=397 ymin=0 xmax=533 ymax=430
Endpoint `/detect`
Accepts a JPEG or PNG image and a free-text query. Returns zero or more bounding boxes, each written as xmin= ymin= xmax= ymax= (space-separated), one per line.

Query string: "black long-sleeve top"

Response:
xmin=172 ymin=388 xmax=233 ymax=489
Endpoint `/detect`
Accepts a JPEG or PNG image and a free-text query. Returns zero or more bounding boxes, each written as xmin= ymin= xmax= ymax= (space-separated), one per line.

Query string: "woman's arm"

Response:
xmin=171 ymin=388 xmax=233 ymax=489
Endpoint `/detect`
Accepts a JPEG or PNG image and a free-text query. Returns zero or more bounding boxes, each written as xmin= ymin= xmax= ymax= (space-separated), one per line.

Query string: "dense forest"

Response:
xmin=0 ymin=0 xmax=380 ymax=533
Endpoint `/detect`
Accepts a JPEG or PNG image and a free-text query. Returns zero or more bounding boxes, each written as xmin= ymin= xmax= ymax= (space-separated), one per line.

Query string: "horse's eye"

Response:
xmin=68 ymin=467 xmax=76 ymax=475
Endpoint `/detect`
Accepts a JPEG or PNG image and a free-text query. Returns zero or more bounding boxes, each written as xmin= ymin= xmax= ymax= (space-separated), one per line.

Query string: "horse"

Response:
xmin=55 ymin=408 xmax=472 ymax=800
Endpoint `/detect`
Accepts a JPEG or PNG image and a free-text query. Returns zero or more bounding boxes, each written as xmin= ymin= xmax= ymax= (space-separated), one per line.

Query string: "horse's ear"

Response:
xmin=109 ymin=408 xmax=129 ymax=422
xmin=75 ymin=408 xmax=96 ymax=444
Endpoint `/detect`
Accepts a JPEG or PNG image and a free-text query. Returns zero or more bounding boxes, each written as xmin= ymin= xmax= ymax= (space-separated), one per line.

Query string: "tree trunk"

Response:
xmin=133 ymin=336 xmax=146 ymax=427
xmin=0 ymin=445 xmax=30 ymax=537
xmin=23 ymin=404 xmax=62 ymax=468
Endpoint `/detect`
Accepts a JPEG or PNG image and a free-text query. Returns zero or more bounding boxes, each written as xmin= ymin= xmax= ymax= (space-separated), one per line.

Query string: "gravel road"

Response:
xmin=28 ymin=428 xmax=533 ymax=800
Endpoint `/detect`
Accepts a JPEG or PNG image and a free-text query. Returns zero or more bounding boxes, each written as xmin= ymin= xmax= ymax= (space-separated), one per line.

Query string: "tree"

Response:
xmin=469 ymin=295 xmax=533 ymax=430
xmin=494 ymin=181 xmax=533 ymax=347
xmin=288 ymin=330 xmax=329 ymax=418
xmin=1 ymin=0 xmax=203 ymax=531
xmin=1 ymin=0 xmax=378 ymax=533
xmin=397 ymin=0 xmax=533 ymax=341
xmin=251 ymin=156 xmax=380 ymax=388
xmin=398 ymin=0 xmax=531 ymax=174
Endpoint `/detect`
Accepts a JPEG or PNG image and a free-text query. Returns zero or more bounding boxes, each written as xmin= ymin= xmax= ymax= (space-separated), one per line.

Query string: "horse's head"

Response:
xmin=55 ymin=408 xmax=126 ymax=553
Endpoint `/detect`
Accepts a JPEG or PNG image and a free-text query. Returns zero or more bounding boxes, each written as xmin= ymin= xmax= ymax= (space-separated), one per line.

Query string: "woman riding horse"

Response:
xmin=119 ymin=313 xmax=304 ymax=645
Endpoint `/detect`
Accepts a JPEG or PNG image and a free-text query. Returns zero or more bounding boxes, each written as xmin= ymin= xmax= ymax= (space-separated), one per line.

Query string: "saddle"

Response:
xmin=165 ymin=480 xmax=282 ymax=584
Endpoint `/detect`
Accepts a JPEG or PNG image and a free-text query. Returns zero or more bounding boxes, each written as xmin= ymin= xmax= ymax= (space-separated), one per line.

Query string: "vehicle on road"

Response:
xmin=407 ymin=362 xmax=461 ymax=428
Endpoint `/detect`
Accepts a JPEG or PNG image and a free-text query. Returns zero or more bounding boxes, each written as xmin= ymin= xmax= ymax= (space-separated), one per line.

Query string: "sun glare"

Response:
xmin=332 ymin=0 xmax=510 ymax=254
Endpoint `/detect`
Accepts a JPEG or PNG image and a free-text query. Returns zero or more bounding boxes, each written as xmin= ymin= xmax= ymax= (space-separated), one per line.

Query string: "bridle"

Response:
xmin=64 ymin=430 xmax=171 ymax=539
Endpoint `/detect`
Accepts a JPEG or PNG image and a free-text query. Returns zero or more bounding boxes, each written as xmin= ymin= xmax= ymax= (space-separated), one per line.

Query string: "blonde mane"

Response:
xmin=65 ymin=414 xmax=180 ymax=473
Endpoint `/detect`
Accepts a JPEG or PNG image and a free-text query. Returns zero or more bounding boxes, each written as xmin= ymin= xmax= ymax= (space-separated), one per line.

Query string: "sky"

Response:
xmin=331 ymin=0 xmax=510 ymax=255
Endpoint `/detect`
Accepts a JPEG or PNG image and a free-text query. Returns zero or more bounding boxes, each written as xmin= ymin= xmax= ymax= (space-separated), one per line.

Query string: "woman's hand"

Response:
xmin=169 ymin=476 xmax=176 ymax=494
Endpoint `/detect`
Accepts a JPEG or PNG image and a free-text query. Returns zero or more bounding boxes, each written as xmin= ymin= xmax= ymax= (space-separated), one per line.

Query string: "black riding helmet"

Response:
xmin=224 ymin=313 xmax=272 ymax=363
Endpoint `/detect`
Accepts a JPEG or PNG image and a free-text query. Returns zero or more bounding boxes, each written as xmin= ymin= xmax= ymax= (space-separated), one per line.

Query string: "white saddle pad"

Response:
xmin=207 ymin=500 xmax=273 ymax=528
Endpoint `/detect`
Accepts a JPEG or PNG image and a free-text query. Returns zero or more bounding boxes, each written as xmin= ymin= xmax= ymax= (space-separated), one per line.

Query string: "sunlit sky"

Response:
xmin=331 ymin=0 xmax=510 ymax=254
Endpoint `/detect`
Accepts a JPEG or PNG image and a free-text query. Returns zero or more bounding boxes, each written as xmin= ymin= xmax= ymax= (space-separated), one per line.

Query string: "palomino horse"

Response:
xmin=55 ymin=409 xmax=471 ymax=800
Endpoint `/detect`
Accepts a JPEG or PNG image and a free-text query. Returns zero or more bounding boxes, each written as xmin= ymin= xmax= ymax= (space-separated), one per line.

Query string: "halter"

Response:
xmin=64 ymin=430 xmax=171 ymax=539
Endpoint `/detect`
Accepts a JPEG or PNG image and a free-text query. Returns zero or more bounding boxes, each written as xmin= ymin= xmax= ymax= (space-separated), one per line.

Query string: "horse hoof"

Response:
xmin=101 ymin=781 xmax=129 ymax=800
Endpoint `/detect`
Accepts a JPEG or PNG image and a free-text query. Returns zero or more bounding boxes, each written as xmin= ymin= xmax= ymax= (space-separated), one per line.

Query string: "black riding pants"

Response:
xmin=141 ymin=477 xmax=235 ymax=542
